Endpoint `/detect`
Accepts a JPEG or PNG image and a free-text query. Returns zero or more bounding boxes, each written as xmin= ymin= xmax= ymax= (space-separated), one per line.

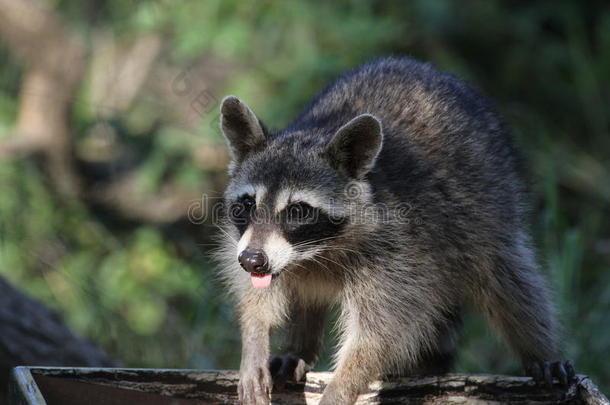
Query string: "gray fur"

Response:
xmin=215 ymin=57 xmax=562 ymax=405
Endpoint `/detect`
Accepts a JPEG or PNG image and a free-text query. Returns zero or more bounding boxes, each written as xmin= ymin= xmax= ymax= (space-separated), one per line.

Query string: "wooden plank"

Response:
xmin=10 ymin=367 xmax=608 ymax=405
xmin=9 ymin=367 xmax=47 ymax=405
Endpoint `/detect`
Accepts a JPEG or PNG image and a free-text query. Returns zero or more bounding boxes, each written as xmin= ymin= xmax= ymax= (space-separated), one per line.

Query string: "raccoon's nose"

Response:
xmin=238 ymin=249 xmax=270 ymax=274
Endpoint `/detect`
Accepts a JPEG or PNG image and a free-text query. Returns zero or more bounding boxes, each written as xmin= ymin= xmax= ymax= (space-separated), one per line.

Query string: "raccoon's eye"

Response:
xmin=242 ymin=195 xmax=255 ymax=211
xmin=229 ymin=195 xmax=255 ymax=223
xmin=286 ymin=202 xmax=315 ymax=223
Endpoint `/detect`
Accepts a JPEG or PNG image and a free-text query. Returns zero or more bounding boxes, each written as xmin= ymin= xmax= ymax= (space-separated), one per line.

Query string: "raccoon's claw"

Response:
xmin=525 ymin=360 xmax=576 ymax=387
xmin=269 ymin=354 xmax=310 ymax=389
xmin=238 ymin=365 xmax=272 ymax=405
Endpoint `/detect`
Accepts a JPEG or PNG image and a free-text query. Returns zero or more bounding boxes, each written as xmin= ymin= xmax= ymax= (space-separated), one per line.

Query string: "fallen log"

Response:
xmin=9 ymin=367 xmax=609 ymax=404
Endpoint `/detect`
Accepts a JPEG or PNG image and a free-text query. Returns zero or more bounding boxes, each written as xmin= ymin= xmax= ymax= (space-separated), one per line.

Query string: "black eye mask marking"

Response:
xmin=285 ymin=202 xmax=316 ymax=225
xmin=229 ymin=194 xmax=255 ymax=235
xmin=282 ymin=202 xmax=347 ymax=246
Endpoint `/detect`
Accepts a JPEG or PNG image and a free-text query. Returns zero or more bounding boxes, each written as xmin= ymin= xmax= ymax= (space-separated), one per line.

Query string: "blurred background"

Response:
xmin=0 ymin=0 xmax=608 ymax=395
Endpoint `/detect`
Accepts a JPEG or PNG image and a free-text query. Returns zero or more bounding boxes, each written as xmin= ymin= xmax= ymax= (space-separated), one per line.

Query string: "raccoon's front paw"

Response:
xmin=525 ymin=360 xmax=576 ymax=387
xmin=269 ymin=354 xmax=310 ymax=388
xmin=238 ymin=366 xmax=272 ymax=405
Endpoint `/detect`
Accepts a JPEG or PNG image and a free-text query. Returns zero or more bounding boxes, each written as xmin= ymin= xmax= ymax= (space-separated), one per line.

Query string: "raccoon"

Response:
xmin=215 ymin=57 xmax=574 ymax=405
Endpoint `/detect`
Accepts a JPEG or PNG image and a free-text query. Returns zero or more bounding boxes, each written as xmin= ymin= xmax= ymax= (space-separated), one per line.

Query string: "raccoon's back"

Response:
xmin=292 ymin=57 xmax=526 ymax=227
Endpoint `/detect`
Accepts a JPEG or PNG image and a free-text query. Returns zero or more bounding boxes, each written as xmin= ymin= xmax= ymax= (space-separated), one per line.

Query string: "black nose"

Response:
xmin=238 ymin=249 xmax=270 ymax=274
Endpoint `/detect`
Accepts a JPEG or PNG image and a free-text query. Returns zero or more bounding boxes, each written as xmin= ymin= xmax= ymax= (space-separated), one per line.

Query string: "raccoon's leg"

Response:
xmin=319 ymin=287 xmax=441 ymax=405
xmin=318 ymin=332 xmax=385 ymax=405
xmin=478 ymin=238 xmax=574 ymax=386
xmin=269 ymin=304 xmax=327 ymax=386
xmin=238 ymin=292 xmax=287 ymax=405
xmin=388 ymin=310 xmax=460 ymax=378
xmin=238 ymin=314 xmax=273 ymax=405
xmin=410 ymin=309 xmax=461 ymax=376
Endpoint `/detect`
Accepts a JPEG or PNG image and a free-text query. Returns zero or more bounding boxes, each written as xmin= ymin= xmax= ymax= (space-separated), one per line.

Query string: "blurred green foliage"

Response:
xmin=0 ymin=0 xmax=608 ymax=391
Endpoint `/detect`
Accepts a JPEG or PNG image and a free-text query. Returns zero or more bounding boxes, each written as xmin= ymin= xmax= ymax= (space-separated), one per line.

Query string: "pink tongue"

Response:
xmin=251 ymin=273 xmax=272 ymax=289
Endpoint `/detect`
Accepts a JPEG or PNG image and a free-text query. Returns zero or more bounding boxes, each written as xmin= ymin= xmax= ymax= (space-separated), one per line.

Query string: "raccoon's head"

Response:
xmin=219 ymin=96 xmax=383 ymax=288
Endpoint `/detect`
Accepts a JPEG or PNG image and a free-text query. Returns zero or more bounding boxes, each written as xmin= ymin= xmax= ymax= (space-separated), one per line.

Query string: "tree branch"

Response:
xmin=0 ymin=0 xmax=85 ymax=197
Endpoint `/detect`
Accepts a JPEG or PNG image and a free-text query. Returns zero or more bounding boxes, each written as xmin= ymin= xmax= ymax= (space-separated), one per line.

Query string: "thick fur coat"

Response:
xmin=216 ymin=57 xmax=573 ymax=405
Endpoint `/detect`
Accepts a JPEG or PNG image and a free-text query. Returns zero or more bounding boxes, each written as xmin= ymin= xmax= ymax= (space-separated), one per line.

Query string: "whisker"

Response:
xmin=214 ymin=224 xmax=238 ymax=246
xmin=305 ymin=255 xmax=334 ymax=273
xmin=291 ymin=235 xmax=344 ymax=248
xmin=314 ymin=254 xmax=353 ymax=273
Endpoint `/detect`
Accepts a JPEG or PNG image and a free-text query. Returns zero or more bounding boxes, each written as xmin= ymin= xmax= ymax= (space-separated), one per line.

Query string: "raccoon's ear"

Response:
xmin=324 ymin=114 xmax=383 ymax=178
xmin=220 ymin=96 xmax=266 ymax=161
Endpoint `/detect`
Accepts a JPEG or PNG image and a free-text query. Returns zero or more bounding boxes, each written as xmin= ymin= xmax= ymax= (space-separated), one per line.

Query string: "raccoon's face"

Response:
xmin=219 ymin=96 xmax=383 ymax=289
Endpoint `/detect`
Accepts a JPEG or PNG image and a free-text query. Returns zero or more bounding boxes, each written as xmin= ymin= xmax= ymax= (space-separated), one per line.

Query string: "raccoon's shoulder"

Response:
xmin=288 ymin=57 xmax=496 ymax=133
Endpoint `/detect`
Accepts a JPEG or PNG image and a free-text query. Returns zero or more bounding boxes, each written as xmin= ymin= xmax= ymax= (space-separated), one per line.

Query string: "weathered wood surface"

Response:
xmin=13 ymin=367 xmax=609 ymax=405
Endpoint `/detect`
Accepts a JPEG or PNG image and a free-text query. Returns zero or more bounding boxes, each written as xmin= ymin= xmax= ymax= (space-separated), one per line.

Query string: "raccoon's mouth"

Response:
xmin=250 ymin=272 xmax=279 ymax=289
